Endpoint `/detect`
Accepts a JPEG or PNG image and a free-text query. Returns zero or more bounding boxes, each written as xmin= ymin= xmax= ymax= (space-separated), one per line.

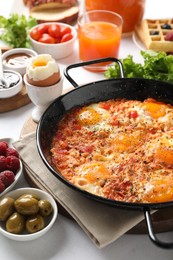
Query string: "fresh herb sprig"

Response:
xmin=105 ymin=50 xmax=173 ymax=84
xmin=0 ymin=14 xmax=37 ymax=48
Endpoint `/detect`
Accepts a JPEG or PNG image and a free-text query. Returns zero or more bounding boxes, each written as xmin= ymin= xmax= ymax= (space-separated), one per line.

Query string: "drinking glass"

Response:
xmin=78 ymin=10 xmax=123 ymax=72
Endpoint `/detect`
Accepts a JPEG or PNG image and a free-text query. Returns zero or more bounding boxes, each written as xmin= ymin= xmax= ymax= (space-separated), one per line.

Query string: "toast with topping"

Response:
xmin=23 ymin=0 xmax=79 ymax=25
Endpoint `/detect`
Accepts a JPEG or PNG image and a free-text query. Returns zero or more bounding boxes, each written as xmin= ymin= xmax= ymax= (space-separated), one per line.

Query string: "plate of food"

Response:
xmin=0 ymin=138 xmax=23 ymax=197
xmin=133 ymin=18 xmax=173 ymax=52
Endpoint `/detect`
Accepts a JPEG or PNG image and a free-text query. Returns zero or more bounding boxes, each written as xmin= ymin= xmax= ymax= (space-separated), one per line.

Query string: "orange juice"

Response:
xmin=85 ymin=0 xmax=146 ymax=33
xmin=78 ymin=11 xmax=123 ymax=72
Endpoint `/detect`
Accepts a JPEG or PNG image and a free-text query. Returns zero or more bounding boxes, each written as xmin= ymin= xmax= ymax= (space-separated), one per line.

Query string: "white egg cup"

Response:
xmin=24 ymin=74 xmax=63 ymax=123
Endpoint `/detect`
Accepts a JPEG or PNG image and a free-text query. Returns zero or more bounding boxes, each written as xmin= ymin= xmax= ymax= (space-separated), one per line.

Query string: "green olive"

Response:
xmin=19 ymin=194 xmax=40 ymax=200
xmin=26 ymin=214 xmax=45 ymax=233
xmin=38 ymin=200 xmax=53 ymax=217
xmin=0 ymin=197 xmax=15 ymax=221
xmin=14 ymin=196 xmax=39 ymax=215
xmin=6 ymin=212 xmax=25 ymax=234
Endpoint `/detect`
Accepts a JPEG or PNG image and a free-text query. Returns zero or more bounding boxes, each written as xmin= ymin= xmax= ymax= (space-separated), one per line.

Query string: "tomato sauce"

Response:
xmin=51 ymin=98 xmax=173 ymax=203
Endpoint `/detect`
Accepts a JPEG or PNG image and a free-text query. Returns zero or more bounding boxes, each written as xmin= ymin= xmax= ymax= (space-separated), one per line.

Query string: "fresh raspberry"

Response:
xmin=0 ymin=179 xmax=5 ymax=193
xmin=6 ymin=156 xmax=20 ymax=173
xmin=0 ymin=141 xmax=8 ymax=156
xmin=6 ymin=147 xmax=19 ymax=158
xmin=165 ymin=32 xmax=173 ymax=41
xmin=0 ymin=156 xmax=7 ymax=171
xmin=0 ymin=170 xmax=15 ymax=187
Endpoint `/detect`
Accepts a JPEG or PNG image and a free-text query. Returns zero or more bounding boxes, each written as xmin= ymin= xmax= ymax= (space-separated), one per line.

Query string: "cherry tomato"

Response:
xmin=56 ymin=149 xmax=68 ymax=155
xmin=48 ymin=24 xmax=61 ymax=38
xmin=30 ymin=28 xmax=41 ymax=41
xmin=37 ymin=24 xmax=49 ymax=35
xmin=60 ymin=33 xmax=73 ymax=43
xmin=60 ymin=27 xmax=72 ymax=38
xmin=100 ymin=103 xmax=111 ymax=110
xmin=54 ymin=38 xmax=61 ymax=43
xmin=38 ymin=33 xmax=55 ymax=44
xmin=129 ymin=111 xmax=139 ymax=119
xmin=79 ymin=145 xmax=94 ymax=153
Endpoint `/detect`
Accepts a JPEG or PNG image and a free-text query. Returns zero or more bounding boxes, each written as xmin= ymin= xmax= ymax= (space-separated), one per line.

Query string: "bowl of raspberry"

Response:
xmin=0 ymin=138 xmax=23 ymax=197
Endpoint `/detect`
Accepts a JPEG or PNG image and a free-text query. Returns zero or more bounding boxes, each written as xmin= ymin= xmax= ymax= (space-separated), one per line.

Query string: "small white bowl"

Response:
xmin=0 ymin=70 xmax=23 ymax=99
xmin=2 ymin=48 xmax=37 ymax=76
xmin=29 ymin=22 xmax=77 ymax=60
xmin=0 ymin=138 xmax=23 ymax=197
xmin=0 ymin=188 xmax=58 ymax=241
xmin=24 ymin=73 xmax=63 ymax=123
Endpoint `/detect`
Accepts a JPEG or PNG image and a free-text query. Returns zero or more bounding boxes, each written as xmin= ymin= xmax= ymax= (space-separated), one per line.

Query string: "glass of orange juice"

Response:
xmin=78 ymin=10 xmax=123 ymax=72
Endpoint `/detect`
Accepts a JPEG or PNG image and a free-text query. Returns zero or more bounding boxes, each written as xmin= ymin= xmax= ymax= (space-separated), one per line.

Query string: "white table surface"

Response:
xmin=1 ymin=0 xmax=173 ymax=259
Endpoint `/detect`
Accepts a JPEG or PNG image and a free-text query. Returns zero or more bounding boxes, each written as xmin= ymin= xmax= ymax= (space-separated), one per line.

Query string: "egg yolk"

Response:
xmin=33 ymin=60 xmax=48 ymax=67
xmin=142 ymin=101 xmax=167 ymax=119
xmin=155 ymin=146 xmax=173 ymax=165
xmin=143 ymin=178 xmax=173 ymax=203
xmin=78 ymin=107 xmax=101 ymax=126
xmin=79 ymin=162 xmax=110 ymax=184
xmin=113 ymin=132 xmax=143 ymax=152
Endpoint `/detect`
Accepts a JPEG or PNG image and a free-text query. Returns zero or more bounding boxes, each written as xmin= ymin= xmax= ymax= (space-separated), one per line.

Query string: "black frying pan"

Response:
xmin=36 ymin=58 xmax=173 ymax=249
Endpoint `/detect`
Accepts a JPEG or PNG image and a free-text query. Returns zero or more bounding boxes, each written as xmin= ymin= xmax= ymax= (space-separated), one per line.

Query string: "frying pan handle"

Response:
xmin=144 ymin=208 xmax=173 ymax=249
xmin=64 ymin=57 xmax=124 ymax=88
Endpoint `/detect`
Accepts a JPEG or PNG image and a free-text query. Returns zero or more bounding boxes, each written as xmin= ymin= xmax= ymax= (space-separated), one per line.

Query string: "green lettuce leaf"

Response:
xmin=105 ymin=50 xmax=173 ymax=84
xmin=0 ymin=14 xmax=37 ymax=48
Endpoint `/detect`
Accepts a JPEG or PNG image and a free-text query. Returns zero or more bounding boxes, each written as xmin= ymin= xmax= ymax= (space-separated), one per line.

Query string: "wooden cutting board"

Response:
xmin=0 ymin=83 xmax=31 ymax=113
xmin=20 ymin=117 xmax=173 ymax=234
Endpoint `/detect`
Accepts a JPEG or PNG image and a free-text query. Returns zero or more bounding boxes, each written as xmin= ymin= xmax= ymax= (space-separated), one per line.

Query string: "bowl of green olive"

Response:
xmin=0 ymin=188 xmax=58 ymax=241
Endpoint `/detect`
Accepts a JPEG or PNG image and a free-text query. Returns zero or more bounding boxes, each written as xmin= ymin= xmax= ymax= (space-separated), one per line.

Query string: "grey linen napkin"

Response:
xmin=13 ymin=132 xmax=145 ymax=248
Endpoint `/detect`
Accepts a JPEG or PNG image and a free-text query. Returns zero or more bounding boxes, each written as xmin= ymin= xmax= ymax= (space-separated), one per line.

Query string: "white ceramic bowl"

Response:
xmin=0 ymin=138 xmax=23 ymax=197
xmin=2 ymin=48 xmax=38 ymax=76
xmin=29 ymin=22 xmax=77 ymax=60
xmin=23 ymin=73 xmax=63 ymax=123
xmin=0 ymin=188 xmax=58 ymax=241
xmin=0 ymin=70 xmax=22 ymax=99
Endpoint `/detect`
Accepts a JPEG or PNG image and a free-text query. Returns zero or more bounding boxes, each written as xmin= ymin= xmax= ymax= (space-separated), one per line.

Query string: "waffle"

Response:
xmin=135 ymin=19 xmax=173 ymax=52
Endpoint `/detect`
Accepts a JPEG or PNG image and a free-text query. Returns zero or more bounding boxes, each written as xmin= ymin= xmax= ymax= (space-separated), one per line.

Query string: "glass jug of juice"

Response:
xmin=85 ymin=0 xmax=146 ymax=33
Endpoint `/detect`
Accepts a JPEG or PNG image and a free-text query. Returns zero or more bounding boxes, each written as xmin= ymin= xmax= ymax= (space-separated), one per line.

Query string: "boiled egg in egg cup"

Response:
xmin=24 ymin=54 xmax=63 ymax=123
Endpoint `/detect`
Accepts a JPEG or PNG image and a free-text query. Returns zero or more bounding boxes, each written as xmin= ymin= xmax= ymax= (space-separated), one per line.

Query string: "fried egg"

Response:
xmin=127 ymin=99 xmax=173 ymax=128
xmin=143 ymin=177 xmax=173 ymax=203
xmin=142 ymin=100 xmax=167 ymax=119
xmin=73 ymin=162 xmax=111 ymax=196
xmin=77 ymin=103 xmax=112 ymax=131
xmin=112 ymin=131 xmax=145 ymax=153
xmin=143 ymin=132 xmax=173 ymax=166
xmin=154 ymin=135 xmax=173 ymax=165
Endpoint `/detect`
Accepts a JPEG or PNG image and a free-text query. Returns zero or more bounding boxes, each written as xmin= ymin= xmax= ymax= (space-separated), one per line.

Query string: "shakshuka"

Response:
xmin=50 ymin=98 xmax=173 ymax=203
